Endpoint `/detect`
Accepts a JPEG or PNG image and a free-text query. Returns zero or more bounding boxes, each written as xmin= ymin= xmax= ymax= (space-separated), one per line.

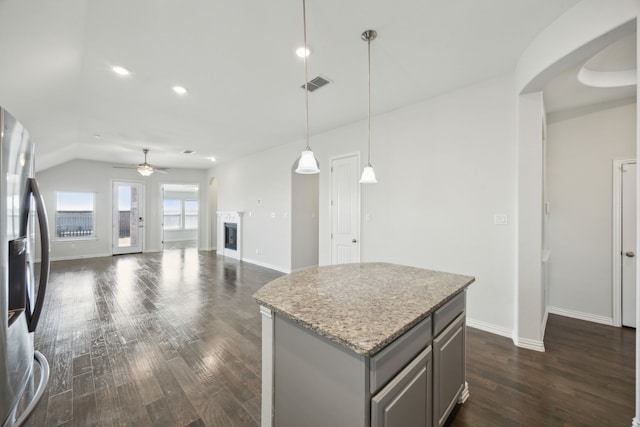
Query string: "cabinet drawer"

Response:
xmin=370 ymin=316 xmax=432 ymax=394
xmin=433 ymin=291 xmax=465 ymax=337
xmin=371 ymin=345 xmax=432 ymax=427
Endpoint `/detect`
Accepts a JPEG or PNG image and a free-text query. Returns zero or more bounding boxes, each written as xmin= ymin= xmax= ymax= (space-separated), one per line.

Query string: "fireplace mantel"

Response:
xmin=217 ymin=211 xmax=243 ymax=260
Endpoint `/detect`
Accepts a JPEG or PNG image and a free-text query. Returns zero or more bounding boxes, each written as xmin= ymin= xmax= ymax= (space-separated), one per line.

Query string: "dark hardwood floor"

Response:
xmin=26 ymin=249 xmax=635 ymax=426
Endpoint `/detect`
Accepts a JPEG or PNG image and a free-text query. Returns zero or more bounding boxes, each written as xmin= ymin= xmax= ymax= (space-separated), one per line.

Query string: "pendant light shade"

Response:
xmin=359 ymin=165 xmax=377 ymax=183
xmin=296 ymin=150 xmax=319 ymax=174
xmin=295 ymin=0 xmax=320 ymax=175
xmin=360 ymin=29 xmax=378 ymax=184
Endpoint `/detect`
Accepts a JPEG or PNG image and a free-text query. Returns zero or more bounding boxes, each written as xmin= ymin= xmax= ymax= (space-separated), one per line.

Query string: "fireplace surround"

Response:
xmin=217 ymin=211 xmax=242 ymax=259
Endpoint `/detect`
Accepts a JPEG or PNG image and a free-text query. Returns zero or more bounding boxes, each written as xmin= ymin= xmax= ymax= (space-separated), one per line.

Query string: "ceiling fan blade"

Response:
xmin=113 ymin=165 xmax=137 ymax=169
xmin=154 ymin=168 xmax=170 ymax=174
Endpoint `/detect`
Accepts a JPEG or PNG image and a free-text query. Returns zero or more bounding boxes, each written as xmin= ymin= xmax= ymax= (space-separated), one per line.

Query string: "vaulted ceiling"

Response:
xmin=0 ymin=0 xmax=597 ymax=171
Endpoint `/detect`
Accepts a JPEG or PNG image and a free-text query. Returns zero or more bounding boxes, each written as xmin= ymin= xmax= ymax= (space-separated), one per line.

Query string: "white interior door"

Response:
xmin=113 ymin=181 xmax=144 ymax=255
xmin=331 ymin=154 xmax=360 ymax=264
xmin=622 ymin=163 xmax=636 ymax=327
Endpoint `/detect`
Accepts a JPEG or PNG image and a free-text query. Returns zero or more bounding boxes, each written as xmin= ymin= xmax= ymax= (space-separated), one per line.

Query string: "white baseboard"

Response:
xmin=541 ymin=309 xmax=549 ymax=340
xmin=50 ymin=252 xmax=112 ymax=262
xmin=466 ymin=318 xmax=512 ymax=339
xmin=467 ymin=318 xmax=545 ymax=351
xmin=547 ymin=306 xmax=613 ymax=326
xmin=240 ymin=257 xmax=291 ymax=274
xmin=515 ymin=337 xmax=545 ymax=352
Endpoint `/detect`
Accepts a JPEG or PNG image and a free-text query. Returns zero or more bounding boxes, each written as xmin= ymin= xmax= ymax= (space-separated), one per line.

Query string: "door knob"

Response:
xmin=352 ymin=239 xmax=357 ymax=243
xmin=626 ymin=251 xmax=635 ymax=258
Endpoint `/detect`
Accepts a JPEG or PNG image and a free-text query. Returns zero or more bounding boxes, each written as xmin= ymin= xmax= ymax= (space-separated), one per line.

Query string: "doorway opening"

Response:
xmin=291 ymin=162 xmax=319 ymax=270
xmin=161 ymin=183 xmax=200 ymax=250
xmin=613 ymin=159 xmax=637 ymax=327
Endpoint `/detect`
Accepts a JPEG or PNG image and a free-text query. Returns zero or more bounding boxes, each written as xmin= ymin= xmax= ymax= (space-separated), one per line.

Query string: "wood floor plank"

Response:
xmin=145 ymin=397 xmax=179 ymax=427
xmin=93 ymin=374 xmax=126 ymax=427
xmin=25 ymin=250 xmax=635 ymax=427
xmin=50 ymin=351 xmax=73 ymax=396
xmin=72 ymin=353 xmax=92 ymax=377
xmin=153 ymin=357 xmax=200 ymax=426
xmin=46 ymin=389 xmax=73 ymax=426
xmin=116 ymin=381 xmax=153 ymax=427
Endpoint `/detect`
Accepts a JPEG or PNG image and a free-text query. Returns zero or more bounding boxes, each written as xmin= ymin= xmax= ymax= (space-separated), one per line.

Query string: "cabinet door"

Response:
xmin=433 ymin=314 xmax=465 ymax=427
xmin=371 ymin=346 xmax=432 ymax=427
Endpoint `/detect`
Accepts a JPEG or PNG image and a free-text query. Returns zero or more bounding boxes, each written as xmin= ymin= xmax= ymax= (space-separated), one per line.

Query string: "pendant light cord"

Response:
xmin=367 ymin=35 xmax=372 ymax=166
xmin=302 ymin=0 xmax=311 ymax=151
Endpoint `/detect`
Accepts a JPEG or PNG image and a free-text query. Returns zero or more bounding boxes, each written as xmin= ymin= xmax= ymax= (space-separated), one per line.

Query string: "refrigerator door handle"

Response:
xmin=25 ymin=178 xmax=50 ymax=333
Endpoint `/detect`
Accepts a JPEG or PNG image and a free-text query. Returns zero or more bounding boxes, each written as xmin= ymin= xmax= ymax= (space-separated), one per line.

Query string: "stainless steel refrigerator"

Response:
xmin=1 ymin=107 xmax=50 ymax=426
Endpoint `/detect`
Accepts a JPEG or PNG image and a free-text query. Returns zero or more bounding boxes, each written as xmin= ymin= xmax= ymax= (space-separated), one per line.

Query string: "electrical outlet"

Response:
xmin=493 ymin=214 xmax=508 ymax=225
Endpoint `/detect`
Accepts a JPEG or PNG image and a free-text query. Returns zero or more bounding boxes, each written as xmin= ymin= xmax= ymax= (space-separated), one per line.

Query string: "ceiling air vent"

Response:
xmin=301 ymin=75 xmax=331 ymax=92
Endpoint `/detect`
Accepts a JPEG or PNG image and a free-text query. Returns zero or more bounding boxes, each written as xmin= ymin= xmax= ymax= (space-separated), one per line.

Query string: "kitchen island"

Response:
xmin=253 ymin=262 xmax=475 ymax=427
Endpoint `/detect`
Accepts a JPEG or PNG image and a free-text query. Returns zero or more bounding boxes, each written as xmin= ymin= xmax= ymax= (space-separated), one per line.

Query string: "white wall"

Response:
xmin=36 ymin=159 xmax=209 ymax=259
xmin=516 ymin=91 xmax=546 ymax=350
xmin=213 ymin=73 xmax=518 ymax=334
xmin=546 ymin=101 xmax=636 ymax=321
xmin=211 ymin=143 xmax=297 ymax=272
xmin=208 ymin=177 xmax=218 ymax=250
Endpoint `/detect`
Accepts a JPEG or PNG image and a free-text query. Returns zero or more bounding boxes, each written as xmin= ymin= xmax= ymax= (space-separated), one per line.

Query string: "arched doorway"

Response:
xmin=291 ymin=163 xmax=319 ymax=270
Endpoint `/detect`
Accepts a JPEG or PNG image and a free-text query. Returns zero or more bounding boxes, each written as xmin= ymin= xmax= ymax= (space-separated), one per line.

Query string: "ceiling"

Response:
xmin=544 ymin=32 xmax=637 ymax=114
xmin=0 ymin=0 xmax=586 ymax=172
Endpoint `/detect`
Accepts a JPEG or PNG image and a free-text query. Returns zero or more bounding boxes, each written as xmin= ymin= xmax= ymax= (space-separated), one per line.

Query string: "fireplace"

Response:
xmin=217 ymin=211 xmax=243 ymax=260
xmin=224 ymin=222 xmax=238 ymax=250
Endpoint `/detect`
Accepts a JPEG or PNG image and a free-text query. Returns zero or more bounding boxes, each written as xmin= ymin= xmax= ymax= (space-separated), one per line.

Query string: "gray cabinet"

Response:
xmin=371 ymin=346 xmax=432 ymax=427
xmin=262 ymin=290 xmax=467 ymax=427
xmin=433 ymin=313 xmax=465 ymax=427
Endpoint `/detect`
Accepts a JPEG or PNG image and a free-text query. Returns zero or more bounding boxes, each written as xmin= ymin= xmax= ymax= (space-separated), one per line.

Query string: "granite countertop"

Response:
xmin=253 ymin=262 xmax=475 ymax=356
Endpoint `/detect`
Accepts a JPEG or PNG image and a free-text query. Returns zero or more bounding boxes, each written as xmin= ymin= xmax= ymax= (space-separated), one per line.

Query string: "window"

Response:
xmin=184 ymin=200 xmax=198 ymax=229
xmin=163 ymin=199 xmax=199 ymax=230
xmin=163 ymin=199 xmax=182 ymax=230
xmin=56 ymin=192 xmax=95 ymax=239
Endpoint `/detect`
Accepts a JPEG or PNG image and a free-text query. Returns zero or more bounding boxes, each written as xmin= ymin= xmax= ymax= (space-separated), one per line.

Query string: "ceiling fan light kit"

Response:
xmin=137 ymin=148 xmax=155 ymax=176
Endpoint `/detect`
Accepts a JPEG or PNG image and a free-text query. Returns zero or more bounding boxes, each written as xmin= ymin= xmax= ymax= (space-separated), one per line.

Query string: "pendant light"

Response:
xmin=360 ymin=29 xmax=378 ymax=184
xmin=295 ymin=0 xmax=320 ymax=174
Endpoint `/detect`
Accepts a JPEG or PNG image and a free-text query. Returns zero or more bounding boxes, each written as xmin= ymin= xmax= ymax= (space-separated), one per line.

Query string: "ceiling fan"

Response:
xmin=114 ymin=148 xmax=169 ymax=176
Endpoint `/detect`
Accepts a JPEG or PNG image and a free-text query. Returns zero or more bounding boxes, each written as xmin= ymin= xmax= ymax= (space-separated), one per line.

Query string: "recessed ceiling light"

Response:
xmin=182 ymin=149 xmax=195 ymax=155
xmin=208 ymin=157 xmax=216 ymax=162
xmin=173 ymin=86 xmax=188 ymax=95
xmin=112 ymin=66 xmax=130 ymax=76
xmin=296 ymin=47 xmax=310 ymax=58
